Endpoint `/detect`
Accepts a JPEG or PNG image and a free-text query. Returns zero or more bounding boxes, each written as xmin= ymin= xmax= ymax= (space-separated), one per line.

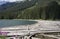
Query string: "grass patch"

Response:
xmin=0 ymin=36 xmax=6 ymax=39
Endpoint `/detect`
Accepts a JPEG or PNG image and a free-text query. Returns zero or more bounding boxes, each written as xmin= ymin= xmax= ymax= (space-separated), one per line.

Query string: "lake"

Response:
xmin=0 ymin=20 xmax=37 ymax=28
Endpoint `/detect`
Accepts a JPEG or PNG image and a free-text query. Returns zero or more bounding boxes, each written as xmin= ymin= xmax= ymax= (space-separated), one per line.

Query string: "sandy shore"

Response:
xmin=0 ymin=20 xmax=60 ymax=36
xmin=0 ymin=20 xmax=60 ymax=31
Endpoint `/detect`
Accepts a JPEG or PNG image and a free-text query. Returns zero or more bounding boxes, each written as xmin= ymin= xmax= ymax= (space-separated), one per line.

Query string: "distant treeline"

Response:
xmin=0 ymin=0 xmax=60 ymax=20
xmin=39 ymin=1 xmax=60 ymax=20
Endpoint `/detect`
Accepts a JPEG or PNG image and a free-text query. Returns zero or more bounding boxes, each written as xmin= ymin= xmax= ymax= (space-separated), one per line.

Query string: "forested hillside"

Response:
xmin=0 ymin=0 xmax=60 ymax=20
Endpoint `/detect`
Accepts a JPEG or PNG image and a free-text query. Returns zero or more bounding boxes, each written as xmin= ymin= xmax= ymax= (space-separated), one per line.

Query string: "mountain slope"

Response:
xmin=0 ymin=0 xmax=37 ymax=19
xmin=0 ymin=0 xmax=60 ymax=20
xmin=0 ymin=1 xmax=7 ymax=5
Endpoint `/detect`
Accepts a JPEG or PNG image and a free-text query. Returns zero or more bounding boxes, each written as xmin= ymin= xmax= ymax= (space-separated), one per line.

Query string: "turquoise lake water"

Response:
xmin=0 ymin=20 xmax=37 ymax=28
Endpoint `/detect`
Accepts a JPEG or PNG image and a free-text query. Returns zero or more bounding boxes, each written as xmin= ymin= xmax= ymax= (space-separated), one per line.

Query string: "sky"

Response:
xmin=0 ymin=0 xmax=24 ymax=2
xmin=0 ymin=0 xmax=24 ymax=5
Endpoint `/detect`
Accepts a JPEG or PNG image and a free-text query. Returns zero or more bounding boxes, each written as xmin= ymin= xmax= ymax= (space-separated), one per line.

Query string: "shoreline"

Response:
xmin=0 ymin=20 xmax=60 ymax=36
xmin=0 ymin=20 xmax=38 ymax=30
xmin=1 ymin=20 xmax=60 ymax=31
